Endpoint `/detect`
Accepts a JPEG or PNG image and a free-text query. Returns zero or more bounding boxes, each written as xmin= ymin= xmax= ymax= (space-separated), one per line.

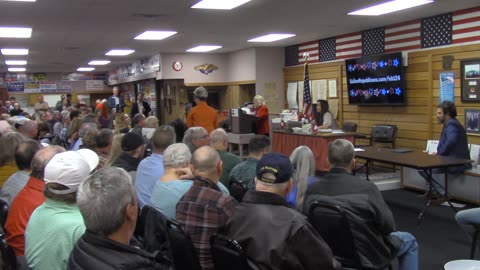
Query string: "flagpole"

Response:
xmin=299 ymin=52 xmax=309 ymax=121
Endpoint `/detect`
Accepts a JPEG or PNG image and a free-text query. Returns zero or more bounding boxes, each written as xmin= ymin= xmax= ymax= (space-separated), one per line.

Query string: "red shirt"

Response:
xmin=5 ymin=177 xmax=45 ymax=256
xmin=255 ymin=105 xmax=270 ymax=135
xmin=186 ymin=101 xmax=219 ymax=134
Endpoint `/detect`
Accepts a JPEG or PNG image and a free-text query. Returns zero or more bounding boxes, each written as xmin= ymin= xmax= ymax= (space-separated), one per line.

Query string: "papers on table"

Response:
xmin=287 ymin=82 xmax=298 ymax=109
xmin=354 ymin=148 xmax=365 ymax=152
xmin=318 ymin=129 xmax=332 ymax=132
xmin=425 ymin=140 xmax=439 ymax=155
xmin=331 ymin=130 xmax=344 ymax=134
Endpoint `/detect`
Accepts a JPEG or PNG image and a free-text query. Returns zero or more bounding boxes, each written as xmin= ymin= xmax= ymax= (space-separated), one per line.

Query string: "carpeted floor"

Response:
xmin=382 ymin=189 xmax=476 ymax=270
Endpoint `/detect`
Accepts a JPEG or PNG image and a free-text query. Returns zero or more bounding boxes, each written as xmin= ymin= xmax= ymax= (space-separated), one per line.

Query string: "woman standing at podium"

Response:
xmin=253 ymin=95 xmax=270 ymax=136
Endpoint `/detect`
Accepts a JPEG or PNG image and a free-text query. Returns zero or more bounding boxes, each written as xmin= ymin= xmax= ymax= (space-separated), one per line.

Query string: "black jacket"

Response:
xmin=304 ymin=168 xmax=401 ymax=269
xmin=223 ymin=191 xmax=340 ymax=270
xmin=68 ymin=230 xmax=170 ymax=270
xmin=131 ymin=101 xmax=152 ymax=118
xmin=111 ymin=152 xmax=141 ymax=172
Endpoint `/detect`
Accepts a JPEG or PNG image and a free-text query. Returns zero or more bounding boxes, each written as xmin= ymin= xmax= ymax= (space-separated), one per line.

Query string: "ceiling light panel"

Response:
xmin=348 ymin=0 xmax=434 ymax=16
xmin=186 ymin=45 xmax=222 ymax=52
xmin=1 ymin=48 xmax=29 ymax=55
xmin=88 ymin=60 xmax=111 ymax=65
xmin=191 ymin=0 xmax=251 ymax=10
xmin=105 ymin=49 xmax=135 ymax=56
xmin=134 ymin=31 xmax=177 ymax=40
xmin=5 ymin=60 xmax=27 ymax=65
xmin=0 ymin=27 xmax=32 ymax=38
xmin=8 ymin=67 xmax=26 ymax=72
xmin=77 ymin=67 xmax=95 ymax=72
xmin=248 ymin=33 xmax=296 ymax=42
xmin=1 ymin=0 xmax=36 ymax=2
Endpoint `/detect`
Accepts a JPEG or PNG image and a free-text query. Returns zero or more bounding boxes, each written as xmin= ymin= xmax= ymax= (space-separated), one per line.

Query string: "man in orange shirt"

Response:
xmin=187 ymin=86 xmax=218 ymax=134
xmin=5 ymin=145 xmax=65 ymax=257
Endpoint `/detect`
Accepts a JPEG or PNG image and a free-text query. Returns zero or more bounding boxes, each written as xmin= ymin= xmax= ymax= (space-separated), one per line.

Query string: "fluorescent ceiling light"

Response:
xmin=134 ymin=31 xmax=177 ymax=40
xmin=248 ymin=33 xmax=296 ymax=42
xmin=5 ymin=60 xmax=27 ymax=65
xmin=8 ymin=67 xmax=26 ymax=72
xmin=77 ymin=67 xmax=95 ymax=72
xmin=88 ymin=60 xmax=111 ymax=65
xmin=1 ymin=0 xmax=36 ymax=2
xmin=348 ymin=0 xmax=434 ymax=16
xmin=105 ymin=49 xmax=135 ymax=56
xmin=0 ymin=27 xmax=32 ymax=38
xmin=1 ymin=48 xmax=29 ymax=55
xmin=187 ymin=45 xmax=222 ymax=52
xmin=192 ymin=0 xmax=251 ymax=10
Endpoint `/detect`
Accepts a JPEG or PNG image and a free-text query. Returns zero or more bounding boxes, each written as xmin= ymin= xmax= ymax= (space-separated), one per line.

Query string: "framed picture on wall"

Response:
xmin=465 ymin=109 xmax=480 ymax=135
xmin=461 ymin=59 xmax=480 ymax=102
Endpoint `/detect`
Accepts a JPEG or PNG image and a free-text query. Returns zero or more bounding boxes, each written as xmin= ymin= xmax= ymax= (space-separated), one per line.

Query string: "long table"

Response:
xmin=354 ymin=146 xmax=472 ymax=224
xmin=272 ymin=130 xmax=355 ymax=171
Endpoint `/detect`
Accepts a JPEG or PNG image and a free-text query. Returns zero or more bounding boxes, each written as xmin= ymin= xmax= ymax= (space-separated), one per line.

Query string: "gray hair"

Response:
xmin=194 ymin=86 xmax=208 ymax=100
xmin=145 ymin=116 xmax=159 ymax=128
xmin=328 ymin=139 xmax=355 ymax=168
xmin=183 ymin=127 xmax=207 ymax=153
xmin=253 ymin=95 xmax=265 ymax=105
xmin=290 ymin=146 xmax=315 ymax=209
xmin=0 ymin=132 xmax=24 ymax=166
xmin=209 ymin=128 xmax=227 ymax=146
xmin=163 ymin=143 xmax=191 ymax=169
xmin=152 ymin=125 xmax=176 ymax=152
xmin=77 ymin=167 xmax=135 ymax=237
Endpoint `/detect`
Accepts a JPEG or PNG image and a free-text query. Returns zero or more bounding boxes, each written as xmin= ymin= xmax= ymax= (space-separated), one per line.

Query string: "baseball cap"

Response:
xmin=44 ymin=149 xmax=99 ymax=194
xmin=121 ymin=132 xmax=144 ymax=151
xmin=256 ymin=153 xmax=294 ymax=184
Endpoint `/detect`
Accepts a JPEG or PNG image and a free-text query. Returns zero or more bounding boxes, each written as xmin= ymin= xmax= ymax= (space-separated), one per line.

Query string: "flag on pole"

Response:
xmin=299 ymin=62 xmax=313 ymax=120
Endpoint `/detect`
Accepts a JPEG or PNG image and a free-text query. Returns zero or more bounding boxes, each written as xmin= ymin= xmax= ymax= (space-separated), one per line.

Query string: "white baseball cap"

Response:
xmin=44 ymin=149 xmax=99 ymax=194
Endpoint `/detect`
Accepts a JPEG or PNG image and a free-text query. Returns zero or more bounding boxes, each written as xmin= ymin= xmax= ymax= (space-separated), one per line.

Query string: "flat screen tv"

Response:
xmin=346 ymin=52 xmax=406 ymax=105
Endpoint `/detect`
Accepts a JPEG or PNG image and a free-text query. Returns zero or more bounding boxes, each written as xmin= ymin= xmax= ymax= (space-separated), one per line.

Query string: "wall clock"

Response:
xmin=173 ymin=61 xmax=183 ymax=71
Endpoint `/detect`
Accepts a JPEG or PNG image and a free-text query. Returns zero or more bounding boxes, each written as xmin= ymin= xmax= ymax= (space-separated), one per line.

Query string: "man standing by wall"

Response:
xmin=186 ymin=87 xmax=218 ymax=134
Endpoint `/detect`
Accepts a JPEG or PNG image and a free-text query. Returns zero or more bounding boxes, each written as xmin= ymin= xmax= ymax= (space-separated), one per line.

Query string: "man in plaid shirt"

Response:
xmin=176 ymin=146 xmax=237 ymax=270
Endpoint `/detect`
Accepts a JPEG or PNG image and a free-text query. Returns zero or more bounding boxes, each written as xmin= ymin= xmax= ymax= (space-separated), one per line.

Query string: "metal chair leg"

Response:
xmin=471 ymin=229 xmax=479 ymax=259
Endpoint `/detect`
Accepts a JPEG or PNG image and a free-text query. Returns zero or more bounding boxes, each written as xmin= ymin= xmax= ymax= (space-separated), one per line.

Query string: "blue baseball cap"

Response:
xmin=256 ymin=153 xmax=293 ymax=184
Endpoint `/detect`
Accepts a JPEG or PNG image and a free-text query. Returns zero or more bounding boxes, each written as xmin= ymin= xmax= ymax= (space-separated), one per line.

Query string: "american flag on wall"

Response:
xmin=421 ymin=13 xmax=452 ymax=48
xmin=385 ymin=20 xmax=421 ymax=53
xmin=336 ymin=32 xmax=362 ymax=60
xmin=362 ymin=27 xmax=385 ymax=55
xmin=298 ymin=41 xmax=319 ymax=63
xmin=453 ymin=7 xmax=480 ymax=44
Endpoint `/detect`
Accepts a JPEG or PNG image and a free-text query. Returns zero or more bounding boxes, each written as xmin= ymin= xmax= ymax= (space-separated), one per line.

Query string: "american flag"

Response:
xmin=385 ymin=20 xmax=421 ymax=53
xmin=336 ymin=32 xmax=362 ymax=60
xmin=363 ymin=27 xmax=385 ymax=55
xmin=298 ymin=41 xmax=319 ymax=63
xmin=421 ymin=13 xmax=452 ymax=48
xmin=285 ymin=45 xmax=299 ymax=66
xmin=453 ymin=7 xmax=480 ymax=44
xmin=300 ymin=62 xmax=313 ymax=120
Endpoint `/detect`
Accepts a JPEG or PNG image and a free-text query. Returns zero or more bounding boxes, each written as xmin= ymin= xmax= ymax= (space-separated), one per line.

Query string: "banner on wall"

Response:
xmin=24 ymin=83 xmax=41 ymax=93
xmin=61 ymin=73 xmax=108 ymax=81
xmin=108 ymin=54 xmax=160 ymax=84
xmin=33 ymin=73 xmax=48 ymax=81
xmin=7 ymin=82 xmax=24 ymax=92
xmin=40 ymin=82 xmax=57 ymax=93
xmin=440 ymin=72 xmax=455 ymax=103
xmin=86 ymin=80 xmax=104 ymax=91
xmin=56 ymin=82 xmax=72 ymax=92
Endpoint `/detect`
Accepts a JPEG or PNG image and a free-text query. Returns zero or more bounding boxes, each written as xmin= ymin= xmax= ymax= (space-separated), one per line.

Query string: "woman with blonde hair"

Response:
xmin=114 ymin=113 xmax=130 ymax=134
xmin=105 ymin=133 xmax=124 ymax=167
xmin=0 ymin=132 xmax=24 ymax=186
xmin=253 ymin=95 xmax=269 ymax=136
xmin=287 ymin=145 xmax=316 ymax=209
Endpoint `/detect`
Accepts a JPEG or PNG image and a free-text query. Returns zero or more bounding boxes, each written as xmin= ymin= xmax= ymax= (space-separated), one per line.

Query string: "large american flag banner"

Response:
xmin=285 ymin=6 xmax=480 ymax=67
xmin=300 ymin=62 xmax=313 ymax=120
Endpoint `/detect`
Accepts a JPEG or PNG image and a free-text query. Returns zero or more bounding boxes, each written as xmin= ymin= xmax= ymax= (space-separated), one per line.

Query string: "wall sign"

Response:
xmin=461 ymin=59 xmax=480 ymax=102
xmin=86 ymin=80 xmax=104 ymax=91
xmin=194 ymin=63 xmax=218 ymax=75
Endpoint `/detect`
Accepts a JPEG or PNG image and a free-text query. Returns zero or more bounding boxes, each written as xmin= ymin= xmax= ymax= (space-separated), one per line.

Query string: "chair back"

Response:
xmin=307 ymin=201 xmax=360 ymax=268
xmin=0 ymin=200 xmax=8 ymax=227
xmin=370 ymin=125 xmax=398 ymax=146
xmin=0 ymin=229 xmax=17 ymax=270
xmin=229 ymin=180 xmax=248 ymax=202
xmin=210 ymin=234 xmax=259 ymax=270
xmin=342 ymin=122 xmax=358 ymax=133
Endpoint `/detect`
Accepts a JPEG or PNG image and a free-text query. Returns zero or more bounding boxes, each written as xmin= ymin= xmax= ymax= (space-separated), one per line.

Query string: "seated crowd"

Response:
xmin=0 ymin=96 xmax=426 ymax=270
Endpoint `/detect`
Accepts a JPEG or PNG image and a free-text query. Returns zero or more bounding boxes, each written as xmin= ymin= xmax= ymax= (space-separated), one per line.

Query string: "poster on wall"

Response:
xmin=465 ymin=109 xmax=480 ymax=135
xmin=439 ymin=72 xmax=455 ymax=103
xmin=40 ymin=82 xmax=57 ymax=93
xmin=461 ymin=60 xmax=480 ymax=102
xmin=56 ymin=82 xmax=72 ymax=92
xmin=86 ymin=80 xmax=104 ymax=91
xmin=7 ymin=82 xmax=24 ymax=92
xmin=24 ymin=83 xmax=41 ymax=93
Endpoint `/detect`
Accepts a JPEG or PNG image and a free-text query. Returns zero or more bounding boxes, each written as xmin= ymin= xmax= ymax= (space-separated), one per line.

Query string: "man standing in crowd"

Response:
xmin=183 ymin=127 xmax=209 ymax=153
xmin=135 ymin=125 xmax=176 ymax=208
xmin=111 ymin=132 xmax=145 ymax=175
xmin=108 ymin=86 xmax=125 ymax=114
xmin=34 ymin=95 xmax=49 ymax=113
xmin=209 ymin=128 xmax=241 ymax=187
xmin=186 ymin=86 xmax=218 ymax=134
xmin=176 ymin=146 xmax=237 ymax=270
xmin=223 ymin=153 xmax=339 ymax=270
xmin=304 ymin=139 xmax=418 ymax=270
xmin=131 ymin=92 xmax=151 ymax=118
xmin=25 ymin=149 xmax=99 ymax=270
xmin=229 ymin=135 xmax=270 ymax=189
xmin=68 ymin=167 xmax=170 ymax=270
xmin=5 ymin=146 xmax=64 ymax=258
xmin=0 ymin=140 xmax=41 ymax=205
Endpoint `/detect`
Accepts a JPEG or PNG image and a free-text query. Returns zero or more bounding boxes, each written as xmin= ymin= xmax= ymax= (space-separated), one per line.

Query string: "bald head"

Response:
xmin=209 ymin=128 xmax=228 ymax=150
xmin=30 ymin=145 xmax=65 ymax=179
xmin=21 ymin=120 xmax=38 ymax=139
xmin=192 ymin=146 xmax=222 ymax=182
xmin=0 ymin=120 xmax=13 ymax=136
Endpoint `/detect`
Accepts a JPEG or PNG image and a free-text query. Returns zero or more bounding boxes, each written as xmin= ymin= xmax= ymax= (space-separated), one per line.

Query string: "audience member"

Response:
xmin=142 ymin=116 xmax=159 ymax=140
xmin=186 ymin=86 xmax=218 ymax=134
xmin=105 ymin=134 xmax=124 ymax=167
xmin=131 ymin=113 xmax=146 ymax=135
xmin=111 ymin=132 xmax=144 ymax=175
xmin=229 ymin=135 xmax=270 ymax=189
xmin=135 ymin=125 xmax=175 ymax=208
xmin=68 ymin=167 xmax=170 ymax=270
xmin=209 ymin=128 xmax=241 ymax=187
xmin=53 ymin=111 xmax=69 ymax=136
xmin=38 ymin=122 xmax=53 ymax=144
xmin=183 ymin=126 xmax=209 ymax=153
xmin=287 ymin=145 xmax=316 ymax=209
xmin=131 ymin=92 xmax=151 ymax=118
xmin=223 ymin=152 xmax=339 ymax=270
xmin=5 ymin=146 xmax=65 ymax=257
xmin=304 ymin=139 xmax=418 ymax=270
xmin=315 ymin=99 xmax=337 ymax=129
xmin=25 ymin=149 xmax=99 ymax=270
xmin=107 ymin=86 xmax=125 ymax=114
xmin=176 ymin=146 xmax=237 ymax=270
xmin=0 ymin=120 xmax=13 ymax=136
xmin=35 ymin=111 xmax=47 ymax=124
xmin=114 ymin=113 xmax=130 ymax=134
xmin=0 ymin=140 xmax=41 ymax=204
xmin=95 ymin=129 xmax=114 ymax=169
xmin=34 ymin=95 xmax=49 ymax=113
xmin=71 ymin=123 xmax=97 ymax=151
xmin=18 ymin=120 xmax=38 ymax=140
xmin=10 ymin=102 xmax=23 ymax=116
xmin=0 ymin=132 xmax=24 ymax=186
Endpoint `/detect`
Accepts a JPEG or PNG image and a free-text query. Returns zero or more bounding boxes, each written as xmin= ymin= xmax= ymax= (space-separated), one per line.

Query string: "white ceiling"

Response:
xmin=0 ymin=0 xmax=478 ymax=73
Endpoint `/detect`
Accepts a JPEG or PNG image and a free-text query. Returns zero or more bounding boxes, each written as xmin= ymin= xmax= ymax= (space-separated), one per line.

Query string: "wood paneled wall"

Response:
xmin=284 ymin=43 xmax=480 ymax=151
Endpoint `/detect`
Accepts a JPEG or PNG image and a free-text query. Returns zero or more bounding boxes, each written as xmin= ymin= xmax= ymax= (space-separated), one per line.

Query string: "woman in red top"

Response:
xmin=253 ymin=95 xmax=270 ymax=136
